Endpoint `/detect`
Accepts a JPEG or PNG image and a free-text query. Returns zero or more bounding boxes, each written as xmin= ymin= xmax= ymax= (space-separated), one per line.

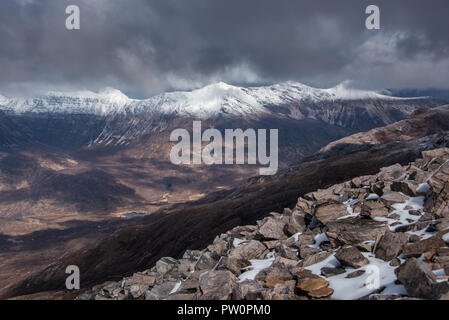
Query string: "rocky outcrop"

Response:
xmin=77 ymin=147 xmax=449 ymax=301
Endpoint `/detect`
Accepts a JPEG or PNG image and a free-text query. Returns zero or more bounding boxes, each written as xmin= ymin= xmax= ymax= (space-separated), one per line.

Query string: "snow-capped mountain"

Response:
xmin=0 ymin=81 xmax=423 ymax=118
xmin=0 ymin=81 xmax=443 ymax=159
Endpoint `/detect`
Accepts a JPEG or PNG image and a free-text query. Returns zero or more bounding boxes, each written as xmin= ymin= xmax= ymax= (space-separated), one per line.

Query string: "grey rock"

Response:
xmin=375 ymin=231 xmax=409 ymax=261
xmin=156 ymin=257 xmax=179 ymax=276
xmin=196 ymin=271 xmax=240 ymax=300
xmin=335 ymin=247 xmax=369 ymax=269
xmin=320 ymin=267 xmax=346 ymax=277
xmin=395 ymin=258 xmax=449 ymax=300
xmin=314 ymin=202 xmax=348 ymax=224
xmin=256 ymin=217 xmax=288 ymax=240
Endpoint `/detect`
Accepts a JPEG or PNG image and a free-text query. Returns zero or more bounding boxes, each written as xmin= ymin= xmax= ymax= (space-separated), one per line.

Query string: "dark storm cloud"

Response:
xmin=1 ymin=0 xmax=449 ymax=97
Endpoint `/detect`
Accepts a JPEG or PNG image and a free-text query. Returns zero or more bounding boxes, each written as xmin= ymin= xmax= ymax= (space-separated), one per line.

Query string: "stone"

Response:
xmin=346 ymin=270 xmax=366 ymax=279
xmin=356 ymin=243 xmax=373 ymax=252
xmin=321 ymin=267 xmax=346 ymax=277
xmin=276 ymin=245 xmax=298 ymax=260
xmin=195 ymin=252 xmax=219 ymax=271
xmin=296 ymin=233 xmax=316 ymax=247
xmin=311 ymin=189 xmax=341 ymax=203
xmin=299 ymin=247 xmax=320 ymax=259
xmin=375 ymin=231 xmax=409 ymax=261
xmin=297 ymin=277 xmax=330 ymax=294
xmin=314 ymin=202 xmax=348 ymax=224
xmin=296 ymin=197 xmax=313 ymax=213
xmin=337 ymin=225 xmax=388 ymax=246
xmin=325 ymin=218 xmax=387 ymax=247
xmin=402 ymin=236 xmax=447 ymax=258
xmin=360 ymin=201 xmax=389 ymax=218
xmin=299 ymin=252 xmax=332 ymax=267
xmin=155 ymin=257 xmax=179 ymax=276
xmin=238 ymin=280 xmax=265 ymax=300
xmin=256 ymin=217 xmax=287 ymax=240
xmin=335 ymin=247 xmax=369 ymax=269
xmin=145 ymin=281 xmax=178 ymax=300
xmin=129 ymin=284 xmax=147 ymax=299
xmin=273 ymin=256 xmax=299 ymax=270
xmin=427 ymin=164 xmax=449 ymax=218
xmin=228 ymin=240 xmax=267 ymax=261
xmin=263 ymin=280 xmax=297 ymax=300
xmin=223 ymin=257 xmax=251 ymax=275
xmin=378 ymin=164 xmax=407 ymax=181
xmin=255 ymin=263 xmax=293 ymax=283
xmin=391 ymin=181 xmax=419 ymax=197
xmin=395 ymin=258 xmax=449 ymax=300
xmin=207 ymin=240 xmax=229 ymax=257
xmin=124 ymin=273 xmax=156 ymax=287
xmin=380 ymin=192 xmax=409 ymax=207
xmin=390 ymin=258 xmax=401 ymax=267
xmin=285 ymin=210 xmax=307 ymax=235
xmin=264 ymin=279 xmax=286 ymax=288
xmin=196 ymin=271 xmax=240 ymax=300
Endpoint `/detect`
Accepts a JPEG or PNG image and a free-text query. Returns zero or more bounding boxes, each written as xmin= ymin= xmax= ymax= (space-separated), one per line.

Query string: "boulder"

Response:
xmin=360 ymin=201 xmax=390 ymax=218
xmin=391 ymin=181 xmax=419 ymax=197
xmin=155 ymin=257 xmax=179 ymax=276
xmin=402 ymin=236 xmax=447 ymax=258
xmin=346 ymin=270 xmax=366 ymax=279
xmin=296 ymin=277 xmax=332 ymax=298
xmin=375 ymin=231 xmax=409 ymax=261
xmin=196 ymin=271 xmax=240 ymax=300
xmin=299 ymin=252 xmax=332 ymax=267
xmin=255 ymin=263 xmax=293 ymax=283
xmin=395 ymin=258 xmax=449 ymax=300
xmin=380 ymin=192 xmax=409 ymax=207
xmin=263 ymin=280 xmax=297 ymax=300
xmin=378 ymin=164 xmax=407 ymax=181
xmin=324 ymin=218 xmax=386 ymax=247
xmin=238 ymin=280 xmax=265 ymax=300
xmin=337 ymin=225 xmax=388 ymax=246
xmin=296 ymin=197 xmax=313 ymax=214
xmin=285 ymin=210 xmax=307 ymax=235
xmin=228 ymin=240 xmax=267 ymax=261
xmin=195 ymin=252 xmax=219 ymax=271
xmin=320 ymin=267 xmax=346 ymax=278
xmin=256 ymin=217 xmax=288 ymax=240
xmin=335 ymin=247 xmax=369 ymax=269
xmin=314 ymin=202 xmax=348 ymax=224
xmin=145 ymin=281 xmax=178 ymax=300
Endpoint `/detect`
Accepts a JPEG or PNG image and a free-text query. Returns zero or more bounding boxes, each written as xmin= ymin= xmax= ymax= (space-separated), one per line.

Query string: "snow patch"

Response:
xmin=239 ymin=252 xmax=275 ymax=282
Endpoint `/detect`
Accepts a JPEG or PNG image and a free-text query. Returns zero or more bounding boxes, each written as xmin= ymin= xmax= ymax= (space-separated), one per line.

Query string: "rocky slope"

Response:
xmin=77 ymin=147 xmax=449 ymax=300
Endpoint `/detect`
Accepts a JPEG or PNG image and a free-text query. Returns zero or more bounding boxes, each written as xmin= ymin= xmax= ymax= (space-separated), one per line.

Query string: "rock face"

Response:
xmin=77 ymin=147 xmax=449 ymax=301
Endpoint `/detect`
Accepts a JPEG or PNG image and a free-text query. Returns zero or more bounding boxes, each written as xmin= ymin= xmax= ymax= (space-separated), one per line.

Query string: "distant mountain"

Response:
xmin=0 ymin=82 xmax=429 ymax=117
xmin=0 ymin=82 xmax=443 ymax=152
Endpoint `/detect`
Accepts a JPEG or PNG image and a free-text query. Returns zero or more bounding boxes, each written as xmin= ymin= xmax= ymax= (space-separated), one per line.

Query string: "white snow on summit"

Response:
xmin=0 ymin=81 xmax=422 ymax=117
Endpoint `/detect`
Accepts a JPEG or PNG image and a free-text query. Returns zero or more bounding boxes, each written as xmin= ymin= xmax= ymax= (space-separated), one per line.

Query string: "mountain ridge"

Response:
xmin=0 ymin=81 xmax=428 ymax=118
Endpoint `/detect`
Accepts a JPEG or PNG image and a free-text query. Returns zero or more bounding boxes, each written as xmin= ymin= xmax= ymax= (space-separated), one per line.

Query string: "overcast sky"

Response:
xmin=1 ymin=0 xmax=448 ymax=97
